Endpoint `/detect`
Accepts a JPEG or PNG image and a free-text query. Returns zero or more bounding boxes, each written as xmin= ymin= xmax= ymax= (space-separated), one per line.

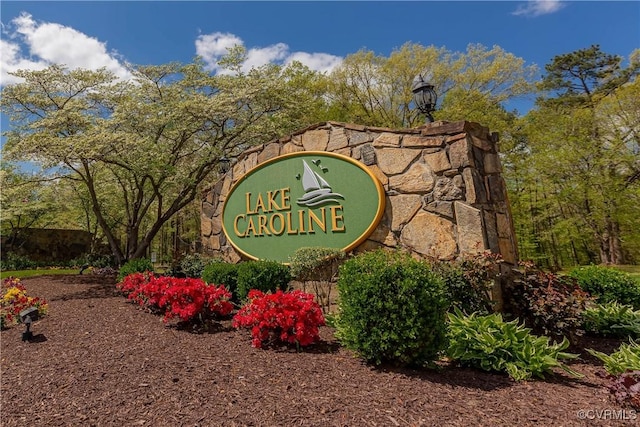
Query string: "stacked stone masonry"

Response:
xmin=201 ymin=121 xmax=518 ymax=266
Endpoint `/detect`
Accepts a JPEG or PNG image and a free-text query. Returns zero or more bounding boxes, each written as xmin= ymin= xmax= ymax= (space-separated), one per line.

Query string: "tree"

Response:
xmin=0 ymin=164 xmax=65 ymax=252
xmin=324 ymin=43 xmax=537 ymax=131
xmin=1 ymin=56 xmax=320 ymax=264
xmin=514 ymin=46 xmax=640 ymax=265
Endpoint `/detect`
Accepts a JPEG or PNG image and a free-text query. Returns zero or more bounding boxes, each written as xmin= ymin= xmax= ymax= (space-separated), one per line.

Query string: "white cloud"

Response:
xmin=286 ymin=52 xmax=344 ymax=74
xmin=243 ymin=43 xmax=289 ymax=71
xmin=1 ymin=13 xmax=343 ymax=87
xmin=513 ymin=0 xmax=565 ymax=17
xmin=0 ymin=39 xmax=48 ymax=85
xmin=195 ymin=31 xmax=342 ymax=75
xmin=195 ymin=32 xmax=244 ymax=65
xmin=1 ymin=12 xmax=130 ymax=86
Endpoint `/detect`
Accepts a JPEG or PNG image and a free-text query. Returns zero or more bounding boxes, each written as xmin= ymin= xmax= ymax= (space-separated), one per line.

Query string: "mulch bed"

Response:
xmin=1 ymin=274 xmax=636 ymax=426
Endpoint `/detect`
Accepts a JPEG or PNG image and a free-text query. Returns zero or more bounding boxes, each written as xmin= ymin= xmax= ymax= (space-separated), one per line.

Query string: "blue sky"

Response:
xmin=1 ymin=1 xmax=639 ymax=111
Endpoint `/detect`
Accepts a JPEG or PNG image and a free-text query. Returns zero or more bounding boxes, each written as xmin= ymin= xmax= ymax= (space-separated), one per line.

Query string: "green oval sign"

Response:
xmin=222 ymin=151 xmax=386 ymax=262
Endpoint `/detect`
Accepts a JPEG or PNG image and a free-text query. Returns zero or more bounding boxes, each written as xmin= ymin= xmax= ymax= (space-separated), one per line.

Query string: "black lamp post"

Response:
xmin=219 ymin=156 xmax=231 ymax=174
xmin=412 ymin=74 xmax=437 ymax=124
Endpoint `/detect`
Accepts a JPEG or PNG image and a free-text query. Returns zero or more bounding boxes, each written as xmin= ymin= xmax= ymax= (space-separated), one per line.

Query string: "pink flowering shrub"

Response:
xmin=232 ymin=289 xmax=325 ymax=348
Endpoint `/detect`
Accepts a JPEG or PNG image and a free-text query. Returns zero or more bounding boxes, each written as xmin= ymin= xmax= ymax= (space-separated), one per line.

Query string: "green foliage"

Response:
xmin=429 ymin=252 xmax=501 ymax=315
xmin=334 ymin=249 xmax=448 ymax=367
xmin=327 ymin=42 xmax=535 ymax=129
xmin=168 ymin=253 xmax=209 ymax=278
xmin=202 ymin=261 xmax=240 ymax=301
xmin=0 ymin=253 xmax=37 ymax=271
xmin=506 ymin=47 xmax=640 ymax=267
xmin=117 ymin=258 xmax=154 ymax=282
xmin=69 ymin=253 xmax=116 ymax=269
xmin=583 ymin=302 xmax=640 ymax=338
xmin=570 ymin=265 xmax=640 ymax=309
xmin=588 ymin=340 xmax=640 ymax=375
xmin=288 ymin=247 xmax=345 ymax=281
xmin=504 ymin=262 xmax=593 ymax=341
xmin=289 ymin=247 xmax=345 ymax=313
xmin=1 ymin=60 xmax=323 ymax=264
xmin=0 ymin=269 xmax=78 ymax=280
xmin=447 ymin=308 xmax=581 ymax=381
xmin=236 ymin=260 xmax=291 ymax=302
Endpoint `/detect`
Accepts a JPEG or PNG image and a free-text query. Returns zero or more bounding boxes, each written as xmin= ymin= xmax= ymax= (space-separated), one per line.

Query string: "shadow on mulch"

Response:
xmin=170 ymin=319 xmax=235 ymax=335
xmin=567 ymin=335 xmax=625 ymax=366
xmin=50 ymin=283 xmax=121 ymax=301
xmin=374 ymin=355 xmax=605 ymax=391
xmin=376 ymin=363 xmax=515 ymax=391
xmin=46 ymin=273 xmax=117 ymax=286
xmin=241 ymin=338 xmax=343 ymax=354
xmin=24 ymin=333 xmax=48 ymax=343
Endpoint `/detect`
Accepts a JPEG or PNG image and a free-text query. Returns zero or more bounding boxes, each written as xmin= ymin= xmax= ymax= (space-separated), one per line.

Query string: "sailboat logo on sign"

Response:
xmin=296 ymin=160 xmax=344 ymax=207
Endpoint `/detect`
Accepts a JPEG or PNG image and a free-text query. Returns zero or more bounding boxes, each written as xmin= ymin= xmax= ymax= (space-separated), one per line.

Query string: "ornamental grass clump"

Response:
xmin=334 ymin=249 xmax=448 ymax=367
xmin=447 ymin=308 xmax=582 ymax=381
xmin=232 ymin=289 xmax=325 ymax=348
xmin=0 ymin=277 xmax=49 ymax=328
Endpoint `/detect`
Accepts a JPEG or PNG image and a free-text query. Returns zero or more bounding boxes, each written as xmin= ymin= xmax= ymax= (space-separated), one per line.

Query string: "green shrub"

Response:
xmin=167 ymin=253 xmax=209 ymax=278
xmin=447 ymin=308 xmax=581 ymax=381
xmin=118 ymin=258 xmax=154 ymax=282
xmin=588 ymin=340 xmax=640 ymax=375
xmin=288 ymin=247 xmax=345 ymax=281
xmin=503 ymin=262 xmax=592 ymax=342
xmin=334 ymin=249 xmax=448 ymax=367
xmin=0 ymin=253 xmax=37 ymax=271
xmin=236 ymin=260 xmax=291 ymax=301
xmin=570 ymin=265 xmax=640 ymax=309
xmin=429 ymin=252 xmax=501 ymax=315
xmin=583 ymin=302 xmax=640 ymax=338
xmin=202 ymin=261 xmax=240 ymax=301
xmin=289 ymin=247 xmax=345 ymax=313
xmin=70 ymin=253 xmax=116 ymax=269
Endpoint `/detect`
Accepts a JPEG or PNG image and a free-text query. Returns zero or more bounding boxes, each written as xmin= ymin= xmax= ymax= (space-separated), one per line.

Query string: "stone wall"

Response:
xmin=2 ymin=228 xmax=93 ymax=263
xmin=201 ymin=120 xmax=518 ymax=269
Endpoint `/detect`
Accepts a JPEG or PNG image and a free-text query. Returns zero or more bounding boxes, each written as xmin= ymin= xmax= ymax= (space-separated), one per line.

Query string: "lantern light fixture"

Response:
xmin=219 ymin=156 xmax=231 ymax=174
xmin=412 ymin=73 xmax=438 ymax=124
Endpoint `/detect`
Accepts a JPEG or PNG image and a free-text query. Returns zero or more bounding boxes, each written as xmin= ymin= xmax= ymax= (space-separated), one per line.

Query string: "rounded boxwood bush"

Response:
xmin=236 ymin=260 xmax=291 ymax=301
xmin=570 ymin=265 xmax=640 ymax=309
xmin=334 ymin=249 xmax=448 ymax=367
xmin=117 ymin=258 xmax=154 ymax=282
xmin=202 ymin=261 xmax=240 ymax=301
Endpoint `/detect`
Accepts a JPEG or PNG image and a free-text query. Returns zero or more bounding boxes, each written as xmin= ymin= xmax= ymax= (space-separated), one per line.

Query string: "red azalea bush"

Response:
xmin=159 ymin=278 xmax=233 ymax=323
xmin=232 ymin=289 xmax=325 ymax=348
xmin=116 ymin=274 xmax=233 ymax=324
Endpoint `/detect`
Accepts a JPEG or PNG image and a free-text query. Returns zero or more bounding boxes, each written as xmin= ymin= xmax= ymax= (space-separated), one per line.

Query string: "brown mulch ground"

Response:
xmin=1 ymin=274 xmax=637 ymax=427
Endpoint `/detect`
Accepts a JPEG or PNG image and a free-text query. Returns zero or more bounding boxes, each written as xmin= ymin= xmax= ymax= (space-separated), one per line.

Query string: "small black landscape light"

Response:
xmin=219 ymin=156 xmax=231 ymax=174
xmin=20 ymin=307 xmax=39 ymax=342
xmin=412 ymin=73 xmax=438 ymax=124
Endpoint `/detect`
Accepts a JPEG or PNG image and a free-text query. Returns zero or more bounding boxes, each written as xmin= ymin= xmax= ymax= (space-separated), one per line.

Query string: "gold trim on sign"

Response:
xmin=221 ymin=151 xmax=387 ymax=262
